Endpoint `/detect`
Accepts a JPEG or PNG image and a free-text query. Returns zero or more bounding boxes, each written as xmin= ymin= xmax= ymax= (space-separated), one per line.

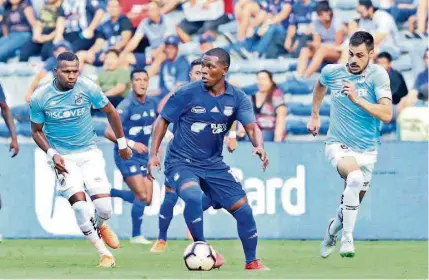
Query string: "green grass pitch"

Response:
xmin=0 ymin=240 xmax=426 ymax=278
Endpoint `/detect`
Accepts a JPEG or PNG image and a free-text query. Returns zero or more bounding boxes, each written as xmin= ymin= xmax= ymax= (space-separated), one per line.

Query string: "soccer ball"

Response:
xmin=183 ymin=241 xmax=216 ymax=271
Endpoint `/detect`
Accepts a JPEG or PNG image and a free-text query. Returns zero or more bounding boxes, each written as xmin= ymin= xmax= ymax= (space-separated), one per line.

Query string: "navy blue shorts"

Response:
xmin=165 ymin=163 xmax=245 ymax=209
xmin=114 ymin=153 xmax=148 ymax=178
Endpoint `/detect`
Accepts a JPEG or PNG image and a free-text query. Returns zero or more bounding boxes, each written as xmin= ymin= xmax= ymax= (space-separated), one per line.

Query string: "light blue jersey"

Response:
xmin=320 ymin=64 xmax=392 ymax=152
xmin=30 ymin=77 xmax=109 ymax=154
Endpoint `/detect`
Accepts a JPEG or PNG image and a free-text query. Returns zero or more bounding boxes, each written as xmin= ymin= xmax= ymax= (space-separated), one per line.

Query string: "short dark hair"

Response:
xmin=190 ymin=58 xmax=202 ymax=68
xmin=316 ymin=1 xmax=331 ymax=14
xmin=130 ymin=68 xmax=148 ymax=80
xmin=56 ymin=51 xmax=79 ymax=67
xmin=359 ymin=0 xmax=374 ymax=8
xmin=349 ymin=31 xmax=374 ymax=51
xmin=105 ymin=49 xmax=120 ymax=56
xmin=205 ymin=48 xmax=230 ymax=67
xmin=377 ymin=52 xmax=392 ymax=62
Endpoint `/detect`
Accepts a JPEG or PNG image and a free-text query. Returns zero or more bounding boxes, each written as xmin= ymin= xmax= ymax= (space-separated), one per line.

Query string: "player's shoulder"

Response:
xmin=176 ymin=81 xmax=201 ymax=96
xmin=76 ymin=76 xmax=101 ymax=94
xmin=31 ymin=80 xmax=53 ymax=103
xmin=321 ymin=63 xmax=345 ymax=75
xmin=367 ymin=64 xmax=389 ymax=80
xmin=227 ymin=82 xmax=248 ymax=100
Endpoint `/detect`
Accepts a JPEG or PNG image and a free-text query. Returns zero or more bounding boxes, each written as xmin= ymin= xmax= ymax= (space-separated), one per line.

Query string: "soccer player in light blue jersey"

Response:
xmin=148 ymin=48 xmax=269 ymax=270
xmin=30 ymin=52 xmax=132 ymax=268
xmin=307 ymin=31 xmax=393 ymax=258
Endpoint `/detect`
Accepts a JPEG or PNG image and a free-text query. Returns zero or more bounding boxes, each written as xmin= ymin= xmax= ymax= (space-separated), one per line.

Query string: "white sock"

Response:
xmin=93 ymin=197 xmax=113 ymax=228
xmin=329 ymin=205 xmax=343 ymax=236
xmin=341 ymin=170 xmax=364 ymax=238
xmin=72 ymin=201 xmax=112 ymax=257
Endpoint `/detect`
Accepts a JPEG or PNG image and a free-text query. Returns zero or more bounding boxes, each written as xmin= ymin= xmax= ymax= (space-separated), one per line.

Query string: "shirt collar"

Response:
xmin=200 ymin=80 xmax=234 ymax=95
xmin=149 ymin=15 xmax=164 ymax=25
xmin=130 ymin=92 xmax=147 ymax=105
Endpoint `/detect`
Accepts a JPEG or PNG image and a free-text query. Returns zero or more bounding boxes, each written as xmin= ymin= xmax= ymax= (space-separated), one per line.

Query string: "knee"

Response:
xmin=134 ymin=191 xmax=148 ymax=204
xmin=346 ymin=170 xmax=364 ymax=189
xmin=71 ymin=201 xmax=92 ymax=224
xmin=180 ymin=184 xmax=202 ymax=205
xmin=164 ymin=189 xmax=179 ymax=204
xmin=93 ymin=197 xmax=112 ymax=220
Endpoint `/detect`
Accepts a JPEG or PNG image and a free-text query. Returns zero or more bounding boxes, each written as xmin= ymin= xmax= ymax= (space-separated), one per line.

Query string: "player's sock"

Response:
xmin=232 ymin=202 xmax=258 ymax=264
xmin=110 ymin=189 xmax=135 ymax=203
xmin=72 ymin=201 xmax=111 ymax=257
xmin=329 ymin=205 xmax=343 ymax=235
xmin=180 ymin=186 xmax=205 ymax=241
xmin=131 ymin=200 xmax=146 ymax=237
xmin=158 ymin=191 xmax=178 ymax=241
xmin=93 ymin=197 xmax=113 ymax=227
xmin=201 ymin=194 xmax=212 ymax=211
xmin=342 ymin=170 xmax=363 ymax=237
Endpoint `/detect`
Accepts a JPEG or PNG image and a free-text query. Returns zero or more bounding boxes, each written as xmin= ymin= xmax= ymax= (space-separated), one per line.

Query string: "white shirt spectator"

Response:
xmin=313 ymin=15 xmax=343 ymax=44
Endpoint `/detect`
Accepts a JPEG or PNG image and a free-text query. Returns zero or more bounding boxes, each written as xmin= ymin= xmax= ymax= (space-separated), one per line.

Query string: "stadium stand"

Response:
xmin=0 ymin=0 xmax=427 ymax=140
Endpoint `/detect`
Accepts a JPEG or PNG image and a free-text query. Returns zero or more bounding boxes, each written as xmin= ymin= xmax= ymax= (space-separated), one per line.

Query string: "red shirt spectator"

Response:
xmin=224 ymin=0 xmax=234 ymax=16
xmin=120 ymin=0 xmax=150 ymax=28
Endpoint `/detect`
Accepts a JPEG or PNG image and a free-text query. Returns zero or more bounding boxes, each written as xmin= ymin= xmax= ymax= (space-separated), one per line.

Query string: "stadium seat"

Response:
xmin=218 ymin=20 xmax=238 ymax=34
xmin=229 ymin=58 xmax=297 ymax=73
xmin=288 ymin=103 xmax=330 ymax=116
xmin=331 ymin=0 xmax=358 ymax=10
xmin=392 ymin=54 xmax=412 ymax=72
xmin=279 ymin=77 xmax=316 ymax=95
xmin=381 ymin=122 xmax=397 ymax=135
xmin=93 ymin=119 xmax=108 ymax=136
xmin=16 ymin=122 xmax=32 ymax=137
xmin=0 ymin=123 xmax=10 ymax=137
xmin=11 ymin=105 xmax=30 ymax=122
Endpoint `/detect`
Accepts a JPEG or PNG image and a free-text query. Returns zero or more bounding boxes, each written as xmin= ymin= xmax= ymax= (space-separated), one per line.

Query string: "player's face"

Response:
xmin=103 ymin=52 xmax=119 ymax=70
xmin=348 ymin=43 xmax=373 ymax=74
xmin=189 ymin=64 xmax=202 ymax=81
xmin=257 ymin=72 xmax=273 ymax=92
xmin=376 ymin=57 xmax=391 ymax=71
xmin=165 ymin=44 xmax=178 ymax=61
xmin=148 ymin=2 xmax=161 ymax=21
xmin=132 ymin=72 xmax=149 ymax=96
xmin=107 ymin=0 xmax=121 ymax=18
xmin=54 ymin=60 xmax=79 ymax=90
xmin=357 ymin=5 xmax=371 ymax=19
xmin=201 ymin=55 xmax=228 ymax=87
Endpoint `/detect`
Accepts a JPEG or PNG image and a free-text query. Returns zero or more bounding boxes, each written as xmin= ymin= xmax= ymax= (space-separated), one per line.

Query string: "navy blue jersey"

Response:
xmin=96 ymin=15 xmax=132 ymax=51
xmin=116 ymin=93 xmax=158 ymax=160
xmin=161 ymin=81 xmax=256 ymax=168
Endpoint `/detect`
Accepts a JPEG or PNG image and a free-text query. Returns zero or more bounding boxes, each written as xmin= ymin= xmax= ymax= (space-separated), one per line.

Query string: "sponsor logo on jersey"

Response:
xmin=130 ymin=114 xmax=141 ymax=120
xmin=223 ymin=106 xmax=233 ymax=116
xmin=211 ymin=106 xmax=220 ymax=113
xmin=74 ymin=94 xmax=83 ymax=105
xmin=191 ymin=106 xmax=206 ymax=114
xmin=211 ymin=123 xmax=227 ymax=134
xmin=45 ymin=108 xmax=86 ymax=119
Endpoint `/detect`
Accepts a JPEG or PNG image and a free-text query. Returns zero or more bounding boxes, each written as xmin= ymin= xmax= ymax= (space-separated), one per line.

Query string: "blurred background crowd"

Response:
xmin=0 ymin=0 xmax=428 ymax=142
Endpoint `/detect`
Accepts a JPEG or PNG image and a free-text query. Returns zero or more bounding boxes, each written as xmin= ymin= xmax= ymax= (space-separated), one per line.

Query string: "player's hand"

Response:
xmin=307 ymin=115 xmax=320 ymax=136
xmin=343 ymin=80 xmax=358 ymax=103
xmin=53 ymin=154 xmax=68 ymax=175
xmin=133 ymin=142 xmax=148 ymax=154
xmin=9 ymin=139 xmax=19 ymax=158
xmin=226 ymin=137 xmax=237 ymax=153
xmin=253 ymin=146 xmax=269 ymax=171
xmin=147 ymin=155 xmax=161 ymax=181
xmin=119 ymin=147 xmax=132 ymax=160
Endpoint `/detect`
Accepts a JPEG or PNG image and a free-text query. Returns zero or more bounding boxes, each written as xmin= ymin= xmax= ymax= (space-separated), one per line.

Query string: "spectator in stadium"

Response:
xmin=410 ymin=49 xmax=428 ymax=97
xmin=388 ymin=0 xmax=417 ymax=25
xmin=24 ymin=41 xmax=73 ymax=104
xmin=96 ymin=49 xmax=131 ymax=107
xmin=238 ymin=70 xmax=287 ymax=142
xmin=353 ymin=0 xmax=401 ymax=59
xmin=376 ymin=52 xmax=408 ymax=105
xmin=283 ymin=0 xmax=316 ymax=58
xmin=120 ymin=0 xmax=150 ymax=30
xmin=53 ymin=0 xmax=105 ymax=52
xmin=406 ymin=0 xmax=428 ymax=38
xmin=120 ymin=1 xmax=166 ymax=69
xmin=0 ymin=0 xmax=37 ymax=62
xmin=234 ymin=0 xmax=264 ymax=42
xmin=77 ymin=0 xmax=132 ymax=67
xmin=396 ymin=84 xmax=428 ymax=118
xmin=175 ymin=0 xmax=231 ymax=43
xmin=199 ymin=32 xmax=216 ymax=54
xmin=19 ymin=0 xmax=62 ymax=62
xmin=149 ymin=35 xmax=190 ymax=101
xmin=295 ymin=1 xmax=345 ymax=78
xmin=0 ymin=83 xmax=19 ymax=157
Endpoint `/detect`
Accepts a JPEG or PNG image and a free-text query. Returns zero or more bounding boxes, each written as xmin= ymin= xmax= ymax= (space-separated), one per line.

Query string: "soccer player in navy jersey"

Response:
xmin=148 ymin=48 xmax=269 ymax=270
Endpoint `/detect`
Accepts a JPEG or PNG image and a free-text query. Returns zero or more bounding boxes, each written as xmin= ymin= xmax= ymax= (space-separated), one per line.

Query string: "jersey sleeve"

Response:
xmin=319 ymin=64 xmax=333 ymax=87
xmin=120 ymin=17 xmax=133 ymax=32
xmin=0 ymin=83 xmax=6 ymax=103
xmin=236 ymin=93 xmax=256 ymax=126
xmin=373 ymin=67 xmax=392 ymax=101
xmin=116 ymin=98 xmax=131 ymax=123
xmin=160 ymin=89 xmax=189 ymax=123
xmin=30 ymin=95 xmax=45 ymax=124
xmin=135 ymin=19 xmax=147 ymax=35
xmin=86 ymin=79 xmax=109 ymax=109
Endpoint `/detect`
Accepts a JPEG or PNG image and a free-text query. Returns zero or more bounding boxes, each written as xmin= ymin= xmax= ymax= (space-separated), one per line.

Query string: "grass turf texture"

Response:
xmin=0 ymin=240 xmax=426 ymax=279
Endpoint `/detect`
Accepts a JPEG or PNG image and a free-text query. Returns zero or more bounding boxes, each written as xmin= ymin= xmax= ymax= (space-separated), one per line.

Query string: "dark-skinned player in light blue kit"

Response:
xmin=148 ymin=48 xmax=269 ymax=270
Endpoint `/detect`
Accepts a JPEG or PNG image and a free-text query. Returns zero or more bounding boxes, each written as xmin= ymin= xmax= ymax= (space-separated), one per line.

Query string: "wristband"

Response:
xmin=47 ymin=148 xmax=59 ymax=160
xmin=117 ymin=137 xmax=127 ymax=150
xmin=127 ymin=140 xmax=135 ymax=149
xmin=229 ymin=131 xmax=237 ymax=139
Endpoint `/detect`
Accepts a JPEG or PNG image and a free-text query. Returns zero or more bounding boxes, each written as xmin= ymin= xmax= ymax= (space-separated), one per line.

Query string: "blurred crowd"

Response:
xmin=0 ymin=0 xmax=428 ymax=141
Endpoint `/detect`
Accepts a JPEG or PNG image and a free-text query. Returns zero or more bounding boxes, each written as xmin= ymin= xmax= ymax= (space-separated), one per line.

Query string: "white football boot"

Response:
xmin=320 ymin=218 xmax=338 ymax=258
xmin=339 ymin=234 xmax=355 ymax=258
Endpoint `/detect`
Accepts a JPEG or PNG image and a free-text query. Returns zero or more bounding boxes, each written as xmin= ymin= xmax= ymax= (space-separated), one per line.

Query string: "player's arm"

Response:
xmin=0 ymin=101 xmax=19 ymax=157
xmin=100 ymin=103 xmax=132 ymax=156
xmin=226 ymin=121 xmax=238 ymax=153
xmin=147 ymin=116 xmax=169 ymax=180
xmin=307 ymin=79 xmax=327 ymax=136
xmin=104 ymin=124 xmax=148 ymax=155
xmin=354 ymin=97 xmax=393 ymax=123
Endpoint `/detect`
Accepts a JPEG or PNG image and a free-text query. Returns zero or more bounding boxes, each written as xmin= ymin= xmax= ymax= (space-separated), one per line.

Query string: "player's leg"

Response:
xmin=296 ymin=46 xmax=315 ymax=75
xmin=205 ymin=167 xmax=268 ymax=270
xmin=303 ymin=46 xmax=341 ymax=78
xmin=151 ymin=185 xmax=178 ymax=253
xmin=124 ymin=173 xmax=152 ymax=244
xmin=57 ymin=157 xmax=114 ymax=267
xmin=110 ymin=188 xmax=135 ymax=203
xmin=81 ymin=149 xmax=120 ymax=250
